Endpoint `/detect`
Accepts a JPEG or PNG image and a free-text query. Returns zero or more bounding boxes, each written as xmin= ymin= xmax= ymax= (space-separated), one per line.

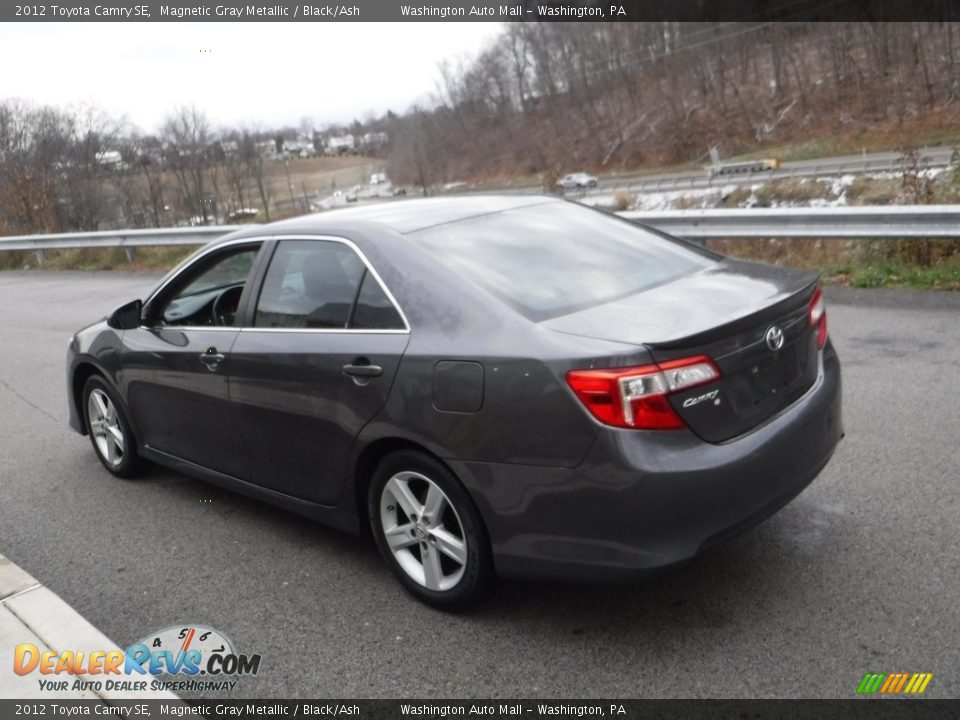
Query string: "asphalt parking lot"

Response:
xmin=0 ymin=271 xmax=957 ymax=699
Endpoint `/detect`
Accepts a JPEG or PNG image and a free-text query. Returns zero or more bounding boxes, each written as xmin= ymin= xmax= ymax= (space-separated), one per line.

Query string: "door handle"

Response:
xmin=200 ymin=348 xmax=225 ymax=371
xmin=342 ymin=362 xmax=383 ymax=378
xmin=343 ymin=356 xmax=383 ymax=382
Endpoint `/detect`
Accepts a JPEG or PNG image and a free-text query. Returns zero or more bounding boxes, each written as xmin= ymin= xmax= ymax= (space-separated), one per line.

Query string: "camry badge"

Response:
xmin=765 ymin=325 xmax=785 ymax=352
xmin=682 ymin=389 xmax=720 ymax=408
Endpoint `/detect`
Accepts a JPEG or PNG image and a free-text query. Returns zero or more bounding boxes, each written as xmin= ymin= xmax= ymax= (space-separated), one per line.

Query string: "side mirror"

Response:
xmin=107 ymin=299 xmax=143 ymax=330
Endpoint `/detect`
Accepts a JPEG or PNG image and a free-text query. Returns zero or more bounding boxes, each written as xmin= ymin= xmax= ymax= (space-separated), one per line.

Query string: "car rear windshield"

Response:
xmin=409 ymin=202 xmax=715 ymax=320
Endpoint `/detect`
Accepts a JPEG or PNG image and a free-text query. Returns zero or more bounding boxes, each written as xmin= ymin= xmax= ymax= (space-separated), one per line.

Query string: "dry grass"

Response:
xmin=675 ymin=195 xmax=705 ymax=209
xmin=755 ymin=178 xmax=832 ymax=205
xmin=611 ymin=189 xmax=632 ymax=211
xmin=844 ymin=177 xmax=901 ymax=205
xmin=736 ymin=120 xmax=960 ymax=165
xmin=720 ymin=187 xmax=754 ymax=207
xmin=710 ymin=238 xmax=960 ymax=289
xmin=273 ymin=155 xmax=384 ymax=196
xmin=711 ymin=238 xmax=850 ymax=271
xmin=0 ymin=246 xmax=198 ymax=272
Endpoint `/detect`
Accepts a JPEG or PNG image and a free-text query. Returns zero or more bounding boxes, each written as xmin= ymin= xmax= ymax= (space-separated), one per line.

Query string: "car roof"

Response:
xmin=238 ymin=194 xmax=560 ymax=236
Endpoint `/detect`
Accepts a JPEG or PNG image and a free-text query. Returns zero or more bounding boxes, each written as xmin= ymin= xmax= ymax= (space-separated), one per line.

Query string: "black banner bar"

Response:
xmin=0 ymin=700 xmax=957 ymax=719
xmin=2 ymin=0 xmax=959 ymax=23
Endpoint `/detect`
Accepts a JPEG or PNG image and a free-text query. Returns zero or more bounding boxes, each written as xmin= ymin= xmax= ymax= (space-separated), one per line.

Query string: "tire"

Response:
xmin=368 ymin=450 xmax=493 ymax=609
xmin=82 ymin=375 xmax=146 ymax=479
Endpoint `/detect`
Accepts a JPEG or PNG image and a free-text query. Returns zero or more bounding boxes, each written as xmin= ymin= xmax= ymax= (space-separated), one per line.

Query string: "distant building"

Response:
xmin=326 ymin=134 xmax=355 ymax=155
xmin=96 ymin=150 xmax=123 ymax=167
xmin=256 ymin=140 xmax=281 ymax=161
xmin=284 ymin=138 xmax=316 ymax=158
xmin=360 ymin=132 xmax=389 ymax=150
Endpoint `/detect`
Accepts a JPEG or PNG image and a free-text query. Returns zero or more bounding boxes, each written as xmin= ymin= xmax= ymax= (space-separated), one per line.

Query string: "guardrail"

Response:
xmin=0 ymin=226 xmax=250 ymax=263
xmin=1 ymin=207 xmax=959 ymax=264
xmin=621 ymin=205 xmax=960 ymax=239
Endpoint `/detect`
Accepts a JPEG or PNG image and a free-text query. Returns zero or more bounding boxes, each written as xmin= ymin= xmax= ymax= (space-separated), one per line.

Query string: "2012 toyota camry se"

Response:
xmin=66 ymin=196 xmax=843 ymax=607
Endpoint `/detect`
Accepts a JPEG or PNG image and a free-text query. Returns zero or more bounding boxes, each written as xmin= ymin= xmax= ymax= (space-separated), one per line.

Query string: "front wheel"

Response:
xmin=82 ymin=375 xmax=146 ymax=479
xmin=369 ymin=451 xmax=493 ymax=609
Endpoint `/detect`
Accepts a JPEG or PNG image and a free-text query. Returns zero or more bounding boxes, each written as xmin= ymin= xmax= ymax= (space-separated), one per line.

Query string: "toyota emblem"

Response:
xmin=765 ymin=325 xmax=785 ymax=352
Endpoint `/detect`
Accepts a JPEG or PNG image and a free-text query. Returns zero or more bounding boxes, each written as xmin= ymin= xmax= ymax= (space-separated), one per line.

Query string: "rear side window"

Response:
xmin=410 ymin=202 xmax=714 ymax=320
xmin=254 ymin=240 xmax=404 ymax=330
xmin=352 ymin=272 xmax=406 ymax=330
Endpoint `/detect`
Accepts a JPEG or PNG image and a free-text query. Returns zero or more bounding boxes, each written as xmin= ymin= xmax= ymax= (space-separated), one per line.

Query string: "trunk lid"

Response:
xmin=546 ymin=260 xmax=821 ymax=442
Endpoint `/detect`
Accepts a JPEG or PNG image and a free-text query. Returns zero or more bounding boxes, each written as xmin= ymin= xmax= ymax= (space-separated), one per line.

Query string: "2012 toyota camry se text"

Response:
xmin=66 ymin=196 xmax=843 ymax=607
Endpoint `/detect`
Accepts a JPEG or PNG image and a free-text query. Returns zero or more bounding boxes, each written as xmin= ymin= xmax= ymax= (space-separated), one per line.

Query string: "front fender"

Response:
xmin=66 ymin=321 xmax=125 ymax=435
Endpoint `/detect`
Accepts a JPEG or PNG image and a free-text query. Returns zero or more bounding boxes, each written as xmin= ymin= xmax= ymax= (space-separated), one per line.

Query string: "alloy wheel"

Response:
xmin=87 ymin=388 xmax=124 ymax=467
xmin=379 ymin=471 xmax=468 ymax=592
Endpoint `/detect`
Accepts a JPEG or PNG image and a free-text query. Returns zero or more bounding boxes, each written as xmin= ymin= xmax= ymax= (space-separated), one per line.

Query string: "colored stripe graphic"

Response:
xmin=879 ymin=674 xmax=897 ymax=693
xmin=904 ymin=674 xmax=919 ymax=693
xmin=857 ymin=673 xmax=886 ymax=694
xmin=893 ymin=673 xmax=909 ymax=693
xmin=913 ymin=673 xmax=933 ymax=694
xmin=857 ymin=672 xmax=933 ymax=694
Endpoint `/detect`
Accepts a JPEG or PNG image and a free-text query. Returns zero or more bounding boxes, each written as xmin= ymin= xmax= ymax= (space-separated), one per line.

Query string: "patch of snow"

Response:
xmin=586 ymin=167 xmax=954 ymax=212
xmin=827 ymin=174 xmax=857 ymax=197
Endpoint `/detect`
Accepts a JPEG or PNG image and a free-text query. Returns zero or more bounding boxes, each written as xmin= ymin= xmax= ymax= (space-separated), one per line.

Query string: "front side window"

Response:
xmin=159 ymin=245 xmax=260 ymax=327
xmin=254 ymin=240 xmax=404 ymax=330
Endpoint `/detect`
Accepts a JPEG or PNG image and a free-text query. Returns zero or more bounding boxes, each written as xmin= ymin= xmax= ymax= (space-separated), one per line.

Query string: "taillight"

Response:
xmin=808 ymin=287 xmax=828 ymax=349
xmin=566 ymin=356 xmax=721 ymax=430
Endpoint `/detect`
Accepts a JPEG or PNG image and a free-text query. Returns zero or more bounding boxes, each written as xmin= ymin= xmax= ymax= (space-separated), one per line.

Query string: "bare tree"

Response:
xmin=0 ymin=100 xmax=70 ymax=233
xmin=240 ymin=127 xmax=272 ymax=221
xmin=58 ymin=103 xmax=126 ymax=231
xmin=161 ymin=105 xmax=214 ymax=224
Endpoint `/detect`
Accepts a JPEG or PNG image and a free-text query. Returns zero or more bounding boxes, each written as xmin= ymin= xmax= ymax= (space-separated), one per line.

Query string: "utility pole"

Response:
xmin=283 ymin=155 xmax=296 ymax=209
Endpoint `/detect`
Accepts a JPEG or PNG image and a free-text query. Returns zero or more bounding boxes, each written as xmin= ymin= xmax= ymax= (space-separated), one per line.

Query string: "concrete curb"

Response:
xmin=0 ymin=553 xmax=178 ymax=702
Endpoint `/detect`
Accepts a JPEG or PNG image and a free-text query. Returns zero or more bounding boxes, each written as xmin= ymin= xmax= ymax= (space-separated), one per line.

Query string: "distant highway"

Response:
xmin=461 ymin=145 xmax=956 ymax=198
xmin=281 ymin=145 xmax=956 ymax=210
xmin=603 ymin=145 xmax=954 ymax=194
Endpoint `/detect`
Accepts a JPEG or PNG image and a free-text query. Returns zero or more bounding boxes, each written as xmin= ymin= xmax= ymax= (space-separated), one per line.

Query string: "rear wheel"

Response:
xmin=369 ymin=450 xmax=493 ymax=609
xmin=82 ymin=376 xmax=145 ymax=478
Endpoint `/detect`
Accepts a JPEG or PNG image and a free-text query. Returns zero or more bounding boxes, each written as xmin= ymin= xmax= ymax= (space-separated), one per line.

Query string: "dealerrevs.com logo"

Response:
xmin=856 ymin=672 xmax=933 ymax=695
xmin=14 ymin=624 xmax=261 ymax=693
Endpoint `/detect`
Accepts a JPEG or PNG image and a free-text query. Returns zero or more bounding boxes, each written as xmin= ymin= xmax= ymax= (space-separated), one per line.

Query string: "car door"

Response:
xmin=120 ymin=240 xmax=264 ymax=480
xmin=228 ymin=237 xmax=409 ymax=505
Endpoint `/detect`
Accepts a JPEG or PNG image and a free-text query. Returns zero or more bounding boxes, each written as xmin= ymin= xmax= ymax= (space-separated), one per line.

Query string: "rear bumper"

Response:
xmin=450 ymin=343 xmax=843 ymax=582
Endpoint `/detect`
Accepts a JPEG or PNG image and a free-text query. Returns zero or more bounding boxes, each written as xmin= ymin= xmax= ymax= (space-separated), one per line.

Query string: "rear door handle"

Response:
xmin=342 ymin=362 xmax=383 ymax=378
xmin=200 ymin=348 xmax=225 ymax=371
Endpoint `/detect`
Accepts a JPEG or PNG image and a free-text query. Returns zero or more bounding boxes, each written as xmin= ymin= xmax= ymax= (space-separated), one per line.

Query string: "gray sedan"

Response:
xmin=66 ymin=196 xmax=842 ymax=607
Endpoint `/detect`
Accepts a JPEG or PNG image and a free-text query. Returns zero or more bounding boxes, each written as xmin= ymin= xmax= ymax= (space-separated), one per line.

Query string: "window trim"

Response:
xmin=246 ymin=234 xmax=410 ymax=335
